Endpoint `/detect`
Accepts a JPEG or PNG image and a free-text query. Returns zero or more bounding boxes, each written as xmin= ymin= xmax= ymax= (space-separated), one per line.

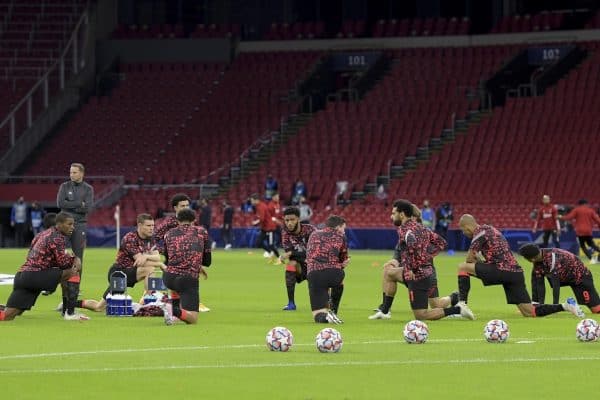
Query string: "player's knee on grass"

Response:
xmin=517 ymin=303 xmax=535 ymax=317
xmin=412 ymin=309 xmax=429 ymax=320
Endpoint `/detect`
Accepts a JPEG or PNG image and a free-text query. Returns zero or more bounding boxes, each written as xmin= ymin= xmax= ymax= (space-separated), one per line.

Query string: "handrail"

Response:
xmin=0 ymin=6 xmax=89 ymax=139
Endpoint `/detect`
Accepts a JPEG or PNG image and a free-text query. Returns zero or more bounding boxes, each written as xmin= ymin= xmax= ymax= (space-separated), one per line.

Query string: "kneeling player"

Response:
xmin=161 ymin=208 xmax=212 ymax=325
xmin=457 ymin=214 xmax=585 ymax=319
xmin=0 ymin=212 xmax=87 ymax=321
xmin=306 ymin=216 xmax=349 ymax=324
xmin=370 ymin=202 xmax=459 ymax=320
xmin=75 ymin=214 xmax=163 ymax=312
xmin=280 ymin=207 xmax=316 ymax=310
xmin=519 ymin=243 xmax=600 ymax=313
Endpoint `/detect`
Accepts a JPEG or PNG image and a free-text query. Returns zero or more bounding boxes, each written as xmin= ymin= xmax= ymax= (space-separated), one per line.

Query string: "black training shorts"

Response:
xmin=6 ymin=269 xmax=63 ymax=310
xmin=307 ymin=268 xmax=345 ymax=311
xmin=163 ymin=271 xmax=200 ymax=312
xmin=406 ymin=274 xmax=439 ymax=310
xmin=475 ymin=263 xmax=531 ymax=304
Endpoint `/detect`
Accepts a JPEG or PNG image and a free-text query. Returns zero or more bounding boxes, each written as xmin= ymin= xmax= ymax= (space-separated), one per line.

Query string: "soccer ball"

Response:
xmin=263 ymin=251 xmax=271 ymax=258
xmin=403 ymin=320 xmax=429 ymax=344
xmin=576 ymin=319 xmax=600 ymax=342
xmin=316 ymin=327 xmax=343 ymax=353
xmin=483 ymin=319 xmax=510 ymax=343
xmin=266 ymin=326 xmax=293 ymax=352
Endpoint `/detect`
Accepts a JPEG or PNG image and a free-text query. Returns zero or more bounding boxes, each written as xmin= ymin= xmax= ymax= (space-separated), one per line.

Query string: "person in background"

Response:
xmin=560 ymin=199 xmax=600 ymax=264
xmin=251 ymin=193 xmax=280 ymax=264
xmin=532 ymin=195 xmax=560 ymax=248
xmin=420 ymin=199 xmax=435 ymax=230
xmin=10 ymin=196 xmax=28 ymax=247
xmin=56 ymin=163 xmax=94 ymax=271
xmin=375 ymin=184 xmax=388 ymax=206
xmin=292 ymin=179 xmax=307 ymax=205
xmin=298 ymin=196 xmax=313 ymax=224
xmin=198 ymin=197 xmax=215 ymax=250
xmin=221 ymin=200 xmax=234 ymax=250
xmin=265 ymin=175 xmax=278 ymax=200
xmin=29 ymin=202 xmax=45 ymax=236
xmin=436 ymin=202 xmax=454 ymax=254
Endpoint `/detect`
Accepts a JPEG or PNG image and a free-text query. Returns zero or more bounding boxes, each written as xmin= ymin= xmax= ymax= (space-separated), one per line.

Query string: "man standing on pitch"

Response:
xmin=57 ymin=163 xmax=94 ymax=271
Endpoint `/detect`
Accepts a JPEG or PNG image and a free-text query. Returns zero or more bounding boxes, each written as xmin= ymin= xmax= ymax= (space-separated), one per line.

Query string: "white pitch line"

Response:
xmin=0 ymin=337 xmax=579 ymax=361
xmin=1 ymin=356 xmax=600 ymax=375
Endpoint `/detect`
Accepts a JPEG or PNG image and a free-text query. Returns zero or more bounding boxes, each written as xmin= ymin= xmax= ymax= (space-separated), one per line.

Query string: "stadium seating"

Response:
xmin=19 ymin=51 xmax=323 ymax=226
xmin=0 ymin=0 xmax=86 ymax=155
xmin=377 ymin=41 xmax=600 ymax=228
xmin=210 ymin=45 xmax=517 ymax=227
xmin=490 ymin=12 xmax=564 ymax=33
xmin=372 ymin=17 xmax=470 ymax=37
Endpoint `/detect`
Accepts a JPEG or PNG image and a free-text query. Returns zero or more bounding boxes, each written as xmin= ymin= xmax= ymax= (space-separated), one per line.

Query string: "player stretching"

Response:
xmin=161 ymin=209 xmax=212 ymax=325
xmin=519 ymin=243 xmax=600 ymax=314
xmin=0 ymin=213 xmax=87 ymax=321
xmin=371 ymin=200 xmax=463 ymax=321
xmin=306 ymin=215 xmax=349 ymax=324
xmin=70 ymin=214 xmax=163 ymax=312
xmin=154 ymin=193 xmax=210 ymax=312
xmin=456 ymin=214 xmax=584 ymax=319
xmin=280 ymin=206 xmax=316 ymax=310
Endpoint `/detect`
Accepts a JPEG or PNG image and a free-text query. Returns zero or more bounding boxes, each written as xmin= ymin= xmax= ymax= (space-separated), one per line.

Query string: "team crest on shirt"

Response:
xmin=0 ymin=273 xmax=15 ymax=285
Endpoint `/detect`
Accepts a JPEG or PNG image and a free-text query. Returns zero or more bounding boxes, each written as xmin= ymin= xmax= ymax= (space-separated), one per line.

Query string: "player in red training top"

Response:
xmin=561 ymin=199 xmax=600 ymax=264
xmin=369 ymin=201 xmax=460 ymax=320
xmin=456 ymin=214 xmax=585 ymax=319
xmin=161 ymin=208 xmax=212 ymax=325
xmin=71 ymin=213 xmax=163 ymax=312
xmin=280 ymin=206 xmax=316 ymax=311
xmin=532 ymin=195 xmax=560 ymax=248
xmin=0 ymin=212 xmax=86 ymax=321
xmin=153 ymin=193 xmax=210 ymax=312
xmin=306 ymin=215 xmax=349 ymax=324
xmin=250 ymin=193 xmax=280 ymax=263
xmin=153 ymin=193 xmax=191 ymax=251
xmin=519 ymin=244 xmax=600 ymax=313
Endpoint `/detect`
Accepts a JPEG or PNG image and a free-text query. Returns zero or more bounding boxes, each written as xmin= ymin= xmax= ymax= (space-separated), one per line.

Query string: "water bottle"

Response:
xmin=125 ymin=294 xmax=133 ymax=316
xmin=115 ymin=294 xmax=124 ymax=316
xmin=106 ymin=293 xmax=113 ymax=316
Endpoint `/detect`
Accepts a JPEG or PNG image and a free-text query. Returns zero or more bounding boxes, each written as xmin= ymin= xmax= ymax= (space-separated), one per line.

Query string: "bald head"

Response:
xmin=542 ymin=195 xmax=550 ymax=204
xmin=459 ymin=214 xmax=478 ymax=238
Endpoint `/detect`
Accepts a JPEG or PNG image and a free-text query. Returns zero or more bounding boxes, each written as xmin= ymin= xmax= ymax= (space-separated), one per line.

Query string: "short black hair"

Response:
xmin=176 ymin=208 xmax=196 ymax=223
xmin=55 ymin=212 xmax=74 ymax=225
xmin=578 ymin=199 xmax=588 ymax=205
xmin=283 ymin=206 xmax=300 ymax=217
xmin=519 ymin=243 xmax=540 ymax=259
xmin=392 ymin=199 xmax=414 ymax=217
xmin=325 ymin=215 xmax=346 ymax=228
xmin=171 ymin=193 xmax=191 ymax=208
xmin=42 ymin=213 xmax=57 ymax=229
xmin=250 ymin=193 xmax=260 ymax=200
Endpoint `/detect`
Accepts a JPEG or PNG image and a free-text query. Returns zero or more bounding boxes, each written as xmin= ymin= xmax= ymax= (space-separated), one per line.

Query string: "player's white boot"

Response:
xmin=368 ymin=310 xmax=392 ymax=320
xmin=563 ymin=297 xmax=585 ymax=318
xmin=457 ymin=301 xmax=476 ymax=320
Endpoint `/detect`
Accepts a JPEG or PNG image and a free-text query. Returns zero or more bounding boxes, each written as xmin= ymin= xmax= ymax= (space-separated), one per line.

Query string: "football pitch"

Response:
xmin=0 ymin=248 xmax=598 ymax=400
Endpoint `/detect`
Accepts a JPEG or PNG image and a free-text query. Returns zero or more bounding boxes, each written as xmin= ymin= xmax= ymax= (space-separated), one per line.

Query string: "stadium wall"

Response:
xmin=87 ymin=226 xmax=595 ymax=254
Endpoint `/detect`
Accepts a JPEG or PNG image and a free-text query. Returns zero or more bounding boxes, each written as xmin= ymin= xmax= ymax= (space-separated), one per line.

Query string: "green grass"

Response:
xmin=0 ymin=248 xmax=598 ymax=400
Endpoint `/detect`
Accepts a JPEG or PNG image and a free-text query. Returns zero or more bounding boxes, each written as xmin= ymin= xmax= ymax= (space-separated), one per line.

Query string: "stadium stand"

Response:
xmin=0 ymin=0 xmax=86 ymax=154
xmin=213 ymin=45 xmax=517 ymax=227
